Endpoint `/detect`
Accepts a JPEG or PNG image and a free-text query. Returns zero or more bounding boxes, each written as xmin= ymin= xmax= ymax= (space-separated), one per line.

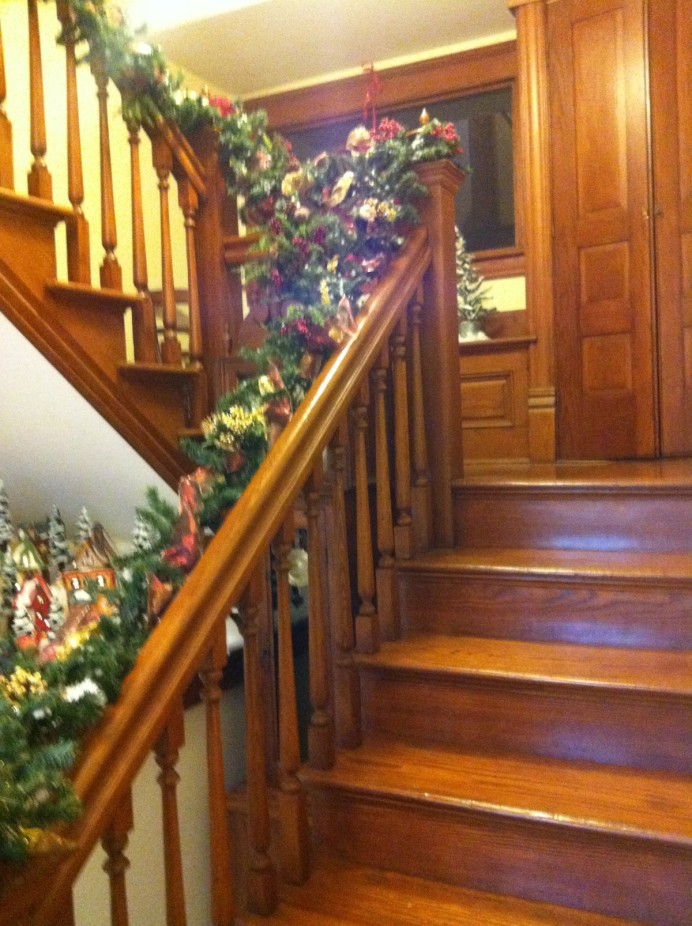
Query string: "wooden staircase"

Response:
xmin=241 ymin=461 xmax=692 ymax=926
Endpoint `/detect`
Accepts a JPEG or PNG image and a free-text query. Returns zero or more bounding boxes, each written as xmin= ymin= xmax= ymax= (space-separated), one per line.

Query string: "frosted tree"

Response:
xmin=48 ymin=506 xmax=71 ymax=572
xmin=0 ymin=480 xmax=13 ymax=550
xmin=47 ymin=596 xmax=65 ymax=640
xmin=12 ymin=601 xmax=34 ymax=641
xmin=1 ymin=555 xmax=18 ymax=631
xmin=75 ymin=506 xmax=93 ymax=544
xmin=131 ymin=513 xmax=154 ymax=554
xmin=455 ymin=227 xmax=494 ymax=328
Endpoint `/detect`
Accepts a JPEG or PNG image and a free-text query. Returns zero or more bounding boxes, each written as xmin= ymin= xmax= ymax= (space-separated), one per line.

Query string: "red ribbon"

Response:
xmin=362 ymin=64 xmax=382 ymax=132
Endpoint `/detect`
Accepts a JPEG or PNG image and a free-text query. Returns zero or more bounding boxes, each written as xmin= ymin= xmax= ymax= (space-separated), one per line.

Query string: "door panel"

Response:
xmin=549 ymin=0 xmax=656 ymax=459
xmin=650 ymin=0 xmax=692 ymax=454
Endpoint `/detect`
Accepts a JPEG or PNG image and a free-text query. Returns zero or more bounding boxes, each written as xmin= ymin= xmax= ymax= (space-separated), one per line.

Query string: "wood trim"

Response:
xmin=15 ymin=229 xmax=433 ymax=925
xmin=474 ymin=247 xmax=525 ymax=279
xmin=246 ymin=42 xmax=517 ymax=132
xmin=459 ymin=334 xmax=536 ymax=356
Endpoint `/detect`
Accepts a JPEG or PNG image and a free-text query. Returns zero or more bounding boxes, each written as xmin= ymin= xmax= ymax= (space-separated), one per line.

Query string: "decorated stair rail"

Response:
xmin=0 ymin=159 xmax=462 ymax=925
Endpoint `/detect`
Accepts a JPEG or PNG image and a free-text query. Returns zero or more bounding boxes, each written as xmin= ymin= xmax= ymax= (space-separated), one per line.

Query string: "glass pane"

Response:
xmin=281 ymin=87 xmax=515 ymax=253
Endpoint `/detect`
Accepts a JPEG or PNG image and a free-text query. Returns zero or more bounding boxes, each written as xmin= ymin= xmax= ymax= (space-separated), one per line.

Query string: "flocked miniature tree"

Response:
xmin=48 ymin=505 xmax=71 ymax=572
xmin=0 ymin=554 xmax=18 ymax=633
xmin=0 ymin=480 xmax=13 ymax=551
xmin=131 ymin=512 xmax=154 ymax=554
xmin=455 ymin=227 xmax=495 ymax=335
xmin=75 ymin=506 xmax=93 ymax=544
xmin=47 ymin=595 xmax=65 ymax=640
xmin=12 ymin=601 xmax=34 ymax=641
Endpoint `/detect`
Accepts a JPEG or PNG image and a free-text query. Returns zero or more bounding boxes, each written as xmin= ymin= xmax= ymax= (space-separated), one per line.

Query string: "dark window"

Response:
xmin=282 ymin=86 xmax=515 ymax=253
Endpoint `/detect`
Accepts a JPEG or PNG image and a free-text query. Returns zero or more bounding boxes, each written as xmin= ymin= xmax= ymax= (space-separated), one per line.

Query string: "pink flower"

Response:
xmin=208 ymin=96 xmax=235 ymax=119
xmin=374 ymin=117 xmax=404 ymax=142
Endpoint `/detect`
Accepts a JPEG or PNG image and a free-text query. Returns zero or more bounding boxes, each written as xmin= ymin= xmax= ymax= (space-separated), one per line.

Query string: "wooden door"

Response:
xmin=650 ymin=0 xmax=692 ymax=455
xmin=549 ymin=0 xmax=656 ymax=458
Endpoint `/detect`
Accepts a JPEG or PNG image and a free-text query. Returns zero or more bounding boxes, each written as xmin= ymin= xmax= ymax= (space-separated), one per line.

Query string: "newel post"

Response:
xmin=415 ymin=161 xmax=464 ymax=548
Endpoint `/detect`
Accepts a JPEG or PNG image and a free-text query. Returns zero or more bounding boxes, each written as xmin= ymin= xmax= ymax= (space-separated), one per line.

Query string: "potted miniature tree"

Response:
xmin=455 ymin=228 xmax=495 ymax=340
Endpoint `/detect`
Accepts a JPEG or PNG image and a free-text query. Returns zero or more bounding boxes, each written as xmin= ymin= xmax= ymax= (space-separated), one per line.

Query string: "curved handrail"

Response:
xmin=5 ymin=226 xmax=431 ymax=924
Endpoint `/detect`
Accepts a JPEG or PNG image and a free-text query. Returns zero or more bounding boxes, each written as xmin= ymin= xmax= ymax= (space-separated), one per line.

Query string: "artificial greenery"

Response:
xmin=1 ymin=0 xmax=465 ymax=865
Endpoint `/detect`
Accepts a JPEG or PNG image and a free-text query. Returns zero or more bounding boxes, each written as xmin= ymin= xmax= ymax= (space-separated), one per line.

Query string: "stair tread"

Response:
xmin=457 ymin=459 xmax=692 ymax=491
xmin=46 ymin=279 xmax=141 ymax=309
xmin=243 ymin=855 xmax=644 ymax=926
xmin=117 ymin=361 xmax=203 ymax=379
xmin=398 ymin=547 xmax=692 ymax=582
xmin=0 ymin=188 xmax=73 ymax=224
xmin=302 ymin=737 xmax=692 ymax=844
xmin=357 ymin=633 xmax=692 ymax=695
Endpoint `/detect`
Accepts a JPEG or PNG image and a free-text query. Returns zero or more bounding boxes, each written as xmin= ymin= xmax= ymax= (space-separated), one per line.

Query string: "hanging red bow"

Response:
xmin=362 ymin=64 xmax=382 ymax=132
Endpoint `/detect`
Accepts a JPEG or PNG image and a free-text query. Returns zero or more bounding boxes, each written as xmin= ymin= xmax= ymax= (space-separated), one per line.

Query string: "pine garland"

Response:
xmin=1 ymin=0 xmax=466 ymax=866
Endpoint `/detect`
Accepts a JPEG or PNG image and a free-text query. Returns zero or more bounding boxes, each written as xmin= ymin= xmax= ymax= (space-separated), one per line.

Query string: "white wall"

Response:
xmin=74 ymin=687 xmax=247 ymax=926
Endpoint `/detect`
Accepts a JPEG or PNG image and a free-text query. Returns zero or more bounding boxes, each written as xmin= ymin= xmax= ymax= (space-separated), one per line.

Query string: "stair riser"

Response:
xmin=453 ymin=491 xmax=692 ymax=552
xmin=399 ymin=573 xmax=692 ymax=650
xmin=310 ymin=789 xmax=691 ymax=926
xmin=360 ymin=671 xmax=691 ymax=772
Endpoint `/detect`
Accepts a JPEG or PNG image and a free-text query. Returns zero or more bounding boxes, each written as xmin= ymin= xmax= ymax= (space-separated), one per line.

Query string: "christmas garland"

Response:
xmin=0 ymin=0 xmax=464 ymax=866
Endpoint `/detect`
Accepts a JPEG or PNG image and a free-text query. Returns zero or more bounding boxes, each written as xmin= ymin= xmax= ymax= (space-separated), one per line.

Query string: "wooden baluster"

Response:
xmin=307 ymin=461 xmax=335 ymax=770
xmin=373 ymin=347 xmax=399 ymax=640
xmin=353 ymin=382 xmax=379 ymax=654
xmin=391 ymin=315 xmax=414 ymax=560
xmin=275 ymin=514 xmax=310 ymax=884
xmin=199 ymin=622 xmax=236 ymax=926
xmin=56 ymin=1 xmax=90 ymax=283
xmin=152 ymin=135 xmax=182 ymax=364
xmin=177 ymin=176 xmax=203 ymax=367
xmin=102 ymin=789 xmax=134 ymax=926
xmin=238 ymin=566 xmax=278 ymax=915
xmin=0 ymin=23 xmax=14 ymax=189
xmin=128 ymin=120 xmax=157 ymax=362
xmin=154 ymin=704 xmax=187 ymax=926
xmin=328 ymin=423 xmax=361 ymax=748
xmin=91 ymin=56 xmax=122 ymax=289
xmin=26 ymin=0 xmax=51 ymax=199
xmin=408 ymin=292 xmax=432 ymax=552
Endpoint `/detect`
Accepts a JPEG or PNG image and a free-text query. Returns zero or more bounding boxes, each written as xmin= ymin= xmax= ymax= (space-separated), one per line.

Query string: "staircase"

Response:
xmin=239 ymin=461 xmax=692 ymax=926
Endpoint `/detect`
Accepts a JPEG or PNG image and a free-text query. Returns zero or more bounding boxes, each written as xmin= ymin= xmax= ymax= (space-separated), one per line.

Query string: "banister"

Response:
xmin=147 ymin=116 xmax=207 ymax=198
xmin=12 ymin=226 xmax=431 ymax=923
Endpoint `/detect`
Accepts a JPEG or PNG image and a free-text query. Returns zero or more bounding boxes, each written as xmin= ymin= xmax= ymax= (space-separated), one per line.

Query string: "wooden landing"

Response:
xmin=240 ymin=856 xmax=646 ymax=926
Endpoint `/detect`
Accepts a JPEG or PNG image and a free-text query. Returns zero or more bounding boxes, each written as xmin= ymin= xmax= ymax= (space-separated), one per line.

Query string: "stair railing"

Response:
xmin=0 ymin=1 xmax=222 ymax=426
xmin=0 ymin=160 xmax=462 ymax=924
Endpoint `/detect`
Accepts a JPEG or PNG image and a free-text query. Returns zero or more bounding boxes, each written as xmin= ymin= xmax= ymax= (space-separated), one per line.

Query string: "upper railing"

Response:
xmin=0 ymin=155 xmax=463 ymax=924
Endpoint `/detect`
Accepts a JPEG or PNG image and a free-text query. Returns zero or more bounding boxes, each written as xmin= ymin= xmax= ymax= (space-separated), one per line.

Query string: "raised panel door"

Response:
xmin=549 ymin=0 xmax=656 ymax=458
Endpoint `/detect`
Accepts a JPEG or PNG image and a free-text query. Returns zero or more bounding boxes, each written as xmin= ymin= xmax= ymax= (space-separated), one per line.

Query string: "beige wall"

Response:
xmin=2 ymin=0 xmax=188 ymax=311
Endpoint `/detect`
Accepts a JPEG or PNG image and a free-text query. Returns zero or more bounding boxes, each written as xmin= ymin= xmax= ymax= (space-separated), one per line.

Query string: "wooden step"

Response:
xmin=303 ymin=738 xmax=692 ymax=925
xmin=454 ymin=460 xmax=692 ymax=553
xmin=118 ymin=361 xmax=208 ymax=439
xmin=398 ymin=548 xmax=692 ymax=649
xmin=357 ymin=635 xmax=692 ymax=771
xmin=43 ymin=280 xmax=141 ymax=382
xmin=242 ymin=855 xmax=646 ymax=926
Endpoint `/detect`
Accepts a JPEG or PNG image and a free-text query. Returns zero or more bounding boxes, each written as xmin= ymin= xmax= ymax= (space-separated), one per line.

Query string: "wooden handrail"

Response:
xmin=3 ymin=226 xmax=431 ymax=924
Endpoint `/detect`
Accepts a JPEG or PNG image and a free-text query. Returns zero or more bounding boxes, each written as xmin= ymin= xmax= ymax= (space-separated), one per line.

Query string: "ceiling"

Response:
xmin=128 ymin=0 xmax=516 ymax=99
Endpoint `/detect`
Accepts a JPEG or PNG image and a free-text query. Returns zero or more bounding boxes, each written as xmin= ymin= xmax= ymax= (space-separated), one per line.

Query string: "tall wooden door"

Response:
xmin=650 ymin=0 xmax=692 ymax=455
xmin=549 ymin=0 xmax=656 ymax=459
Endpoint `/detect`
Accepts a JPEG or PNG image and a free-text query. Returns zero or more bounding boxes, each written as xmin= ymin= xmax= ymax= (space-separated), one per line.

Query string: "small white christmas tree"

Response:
xmin=0 ymin=479 xmax=14 ymax=550
xmin=76 ymin=506 xmax=94 ymax=544
xmin=47 ymin=595 xmax=65 ymax=640
xmin=48 ymin=505 xmax=71 ymax=572
xmin=131 ymin=513 xmax=154 ymax=554
xmin=1 ymin=554 xmax=18 ymax=632
xmin=12 ymin=601 xmax=34 ymax=641
xmin=455 ymin=227 xmax=495 ymax=335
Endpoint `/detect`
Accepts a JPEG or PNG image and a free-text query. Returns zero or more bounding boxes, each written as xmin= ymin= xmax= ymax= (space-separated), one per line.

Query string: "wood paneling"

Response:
xmin=549 ymin=0 xmax=655 ymax=458
xmin=650 ymin=0 xmax=692 ymax=454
